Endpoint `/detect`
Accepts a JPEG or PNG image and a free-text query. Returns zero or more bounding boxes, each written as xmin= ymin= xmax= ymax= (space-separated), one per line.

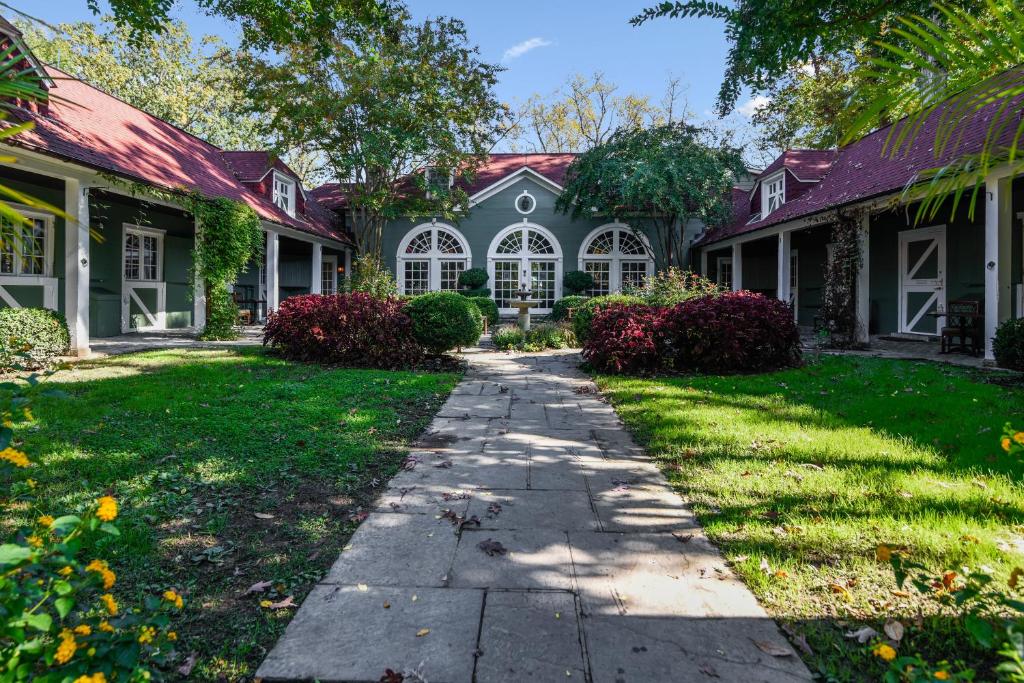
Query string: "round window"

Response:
xmin=515 ymin=191 xmax=536 ymax=215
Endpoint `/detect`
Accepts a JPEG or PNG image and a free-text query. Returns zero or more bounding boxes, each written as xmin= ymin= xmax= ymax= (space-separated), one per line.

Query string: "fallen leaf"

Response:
xmin=672 ymin=532 xmax=694 ymax=543
xmin=177 ymin=652 xmax=199 ymax=677
xmin=478 ymin=539 xmax=508 ymax=556
xmin=434 ymin=460 xmax=453 ymax=469
xmin=357 ymin=584 xmax=369 ymax=592
xmin=243 ymin=580 xmax=273 ymax=595
xmin=254 ymin=512 xmax=275 ymax=520
xmin=379 ymin=669 xmax=404 ymax=683
xmin=416 ymin=628 xmax=430 ymax=637
xmin=383 ymin=601 xmax=391 ymax=609
xmin=752 ymin=639 xmax=792 ymax=657
xmin=884 ymin=619 xmax=905 ymax=642
xmin=829 ymin=583 xmax=851 ymax=600
xmin=845 ymin=626 xmax=878 ymax=643
xmin=698 ymin=662 xmax=720 ymax=677
xmin=268 ymin=596 xmax=296 ymax=609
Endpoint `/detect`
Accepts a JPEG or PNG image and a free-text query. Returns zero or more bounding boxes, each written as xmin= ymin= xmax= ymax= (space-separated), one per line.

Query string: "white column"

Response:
xmin=344 ymin=248 xmax=352 ymax=290
xmin=193 ymin=218 xmax=206 ymax=333
xmin=266 ymin=230 xmax=280 ymax=313
xmin=699 ymin=248 xmax=708 ymax=278
xmin=310 ymin=242 xmax=323 ymax=294
xmin=856 ymin=214 xmax=871 ymax=344
xmin=984 ymin=174 xmax=1013 ymax=360
xmin=731 ymin=242 xmax=743 ymax=291
xmin=777 ymin=231 xmax=791 ymax=303
xmin=64 ymin=178 xmax=90 ymax=356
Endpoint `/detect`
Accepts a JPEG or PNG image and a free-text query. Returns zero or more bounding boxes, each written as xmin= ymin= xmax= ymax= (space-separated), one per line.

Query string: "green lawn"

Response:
xmin=596 ymin=354 xmax=1024 ymax=680
xmin=3 ymin=348 xmax=459 ymax=680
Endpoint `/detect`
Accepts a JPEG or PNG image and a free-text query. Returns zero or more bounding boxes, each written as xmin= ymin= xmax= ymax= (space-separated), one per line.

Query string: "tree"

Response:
xmin=236 ymin=4 xmax=506 ymax=259
xmin=555 ymin=122 xmax=744 ymax=268
xmin=21 ymin=19 xmax=264 ymax=150
xmin=514 ymin=73 xmax=686 ymax=152
xmin=631 ymin=0 xmax=981 ymax=116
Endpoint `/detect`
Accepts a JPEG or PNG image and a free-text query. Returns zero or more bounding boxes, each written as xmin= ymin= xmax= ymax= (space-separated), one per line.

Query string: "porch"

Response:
xmin=86 ymin=327 xmax=263 ymax=358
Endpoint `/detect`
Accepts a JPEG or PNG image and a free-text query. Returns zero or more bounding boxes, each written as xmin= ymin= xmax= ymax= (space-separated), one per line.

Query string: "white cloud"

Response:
xmin=736 ymin=94 xmax=771 ymax=117
xmin=502 ymin=37 xmax=552 ymax=63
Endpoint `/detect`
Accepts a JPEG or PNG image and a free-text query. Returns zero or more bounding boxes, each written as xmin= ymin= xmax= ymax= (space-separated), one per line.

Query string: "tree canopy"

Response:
xmin=556 ymin=122 xmax=744 ymax=268
xmin=236 ymin=3 xmax=505 ymax=258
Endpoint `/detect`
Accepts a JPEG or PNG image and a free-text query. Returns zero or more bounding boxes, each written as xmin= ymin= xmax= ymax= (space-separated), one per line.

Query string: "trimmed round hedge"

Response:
xmin=550 ymin=295 xmax=589 ymax=322
xmin=406 ymin=291 xmax=483 ymax=354
xmin=572 ymin=294 xmax=646 ymax=342
xmin=0 ymin=307 xmax=70 ymax=370
xmin=458 ymin=267 xmax=489 ymax=290
xmin=994 ymin=318 xmax=1024 ymax=370
xmin=467 ymin=296 xmax=499 ymax=327
xmin=563 ymin=270 xmax=595 ymax=295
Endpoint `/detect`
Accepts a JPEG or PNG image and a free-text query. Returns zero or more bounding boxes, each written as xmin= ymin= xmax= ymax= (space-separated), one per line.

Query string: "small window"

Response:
xmin=762 ymin=172 xmax=785 ymax=216
xmin=321 ymin=257 xmax=338 ymax=295
xmin=272 ymin=172 xmax=297 ymax=217
xmin=124 ymin=228 xmax=162 ymax=282
xmin=0 ymin=215 xmax=48 ymax=276
xmin=515 ymin=191 xmax=536 ymax=215
xmin=425 ymin=167 xmax=452 ymax=199
xmin=716 ymin=257 xmax=733 ymax=290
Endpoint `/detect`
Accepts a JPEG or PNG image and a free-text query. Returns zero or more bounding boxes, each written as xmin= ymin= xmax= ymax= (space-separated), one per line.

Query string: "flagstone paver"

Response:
xmin=257 ymin=349 xmax=813 ymax=683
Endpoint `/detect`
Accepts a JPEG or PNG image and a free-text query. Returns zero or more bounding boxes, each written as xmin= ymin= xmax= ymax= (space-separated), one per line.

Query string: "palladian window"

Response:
xmin=396 ymin=224 xmax=471 ymax=295
xmin=578 ymin=224 xmax=654 ymax=295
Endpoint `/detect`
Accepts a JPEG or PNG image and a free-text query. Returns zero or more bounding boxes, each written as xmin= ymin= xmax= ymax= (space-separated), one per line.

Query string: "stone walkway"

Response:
xmin=258 ymin=349 xmax=812 ymax=682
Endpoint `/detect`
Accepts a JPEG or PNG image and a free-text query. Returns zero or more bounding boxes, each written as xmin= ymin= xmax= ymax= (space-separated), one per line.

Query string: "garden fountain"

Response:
xmin=511 ymin=271 xmax=540 ymax=332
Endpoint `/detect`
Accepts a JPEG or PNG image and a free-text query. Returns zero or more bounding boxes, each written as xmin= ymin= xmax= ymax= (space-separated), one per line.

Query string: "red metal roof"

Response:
xmin=6 ymin=67 xmax=346 ymax=244
xmin=700 ymin=91 xmax=1021 ymax=247
xmin=222 ymin=151 xmax=303 ymax=184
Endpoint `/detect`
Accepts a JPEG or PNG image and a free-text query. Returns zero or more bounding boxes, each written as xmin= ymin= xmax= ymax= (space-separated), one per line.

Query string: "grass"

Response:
xmin=2 ymin=348 xmax=460 ymax=680
xmin=595 ymin=354 xmax=1024 ymax=680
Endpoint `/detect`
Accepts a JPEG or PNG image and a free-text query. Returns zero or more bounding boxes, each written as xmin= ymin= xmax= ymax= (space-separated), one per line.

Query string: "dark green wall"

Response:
xmin=738 ymin=237 xmax=777 ymax=296
xmin=0 ymin=168 xmax=66 ymax=312
xmin=792 ymin=227 xmax=829 ymax=327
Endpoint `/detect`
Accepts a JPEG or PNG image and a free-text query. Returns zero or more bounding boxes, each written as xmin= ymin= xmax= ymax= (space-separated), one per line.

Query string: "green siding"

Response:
xmin=0 ymin=168 xmax=66 ymax=312
xmin=381 ymin=176 xmax=662 ymax=294
xmin=738 ymin=237 xmax=777 ymax=295
xmin=792 ymin=227 xmax=829 ymax=327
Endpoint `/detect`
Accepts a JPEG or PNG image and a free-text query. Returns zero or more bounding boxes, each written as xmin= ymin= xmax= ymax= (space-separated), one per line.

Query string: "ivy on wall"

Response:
xmin=819 ymin=209 xmax=864 ymax=348
xmin=188 ymin=194 xmax=263 ymax=340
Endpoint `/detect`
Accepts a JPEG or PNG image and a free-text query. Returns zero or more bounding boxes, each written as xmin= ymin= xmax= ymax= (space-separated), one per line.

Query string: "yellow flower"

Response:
xmin=167 ymin=631 xmax=177 ymax=641
xmin=25 ymin=479 xmax=35 ymax=489
xmin=1004 ymin=437 xmax=1014 ymax=452
xmin=1014 ymin=432 xmax=1024 ymax=445
xmin=73 ymin=674 xmax=107 ymax=683
xmin=95 ymin=496 xmax=118 ymax=522
xmin=73 ymin=624 xmax=91 ymax=636
xmin=138 ymin=626 xmax=156 ymax=644
xmin=37 ymin=514 xmax=54 ymax=527
xmin=0 ymin=447 xmax=30 ymax=468
xmin=98 ymin=620 xmax=114 ymax=633
xmin=259 ymin=599 xmax=273 ymax=608
xmin=935 ymin=672 xmax=950 ymax=681
xmin=873 ymin=643 xmax=897 ymax=661
xmin=54 ymin=629 xmax=77 ymax=664
xmin=58 ymin=565 xmax=73 ymax=577
xmin=100 ymin=593 xmax=118 ymax=616
xmin=26 ymin=535 xmax=43 ymax=548
xmin=85 ymin=559 xmax=116 ymax=589
xmin=163 ymin=589 xmax=184 ymax=610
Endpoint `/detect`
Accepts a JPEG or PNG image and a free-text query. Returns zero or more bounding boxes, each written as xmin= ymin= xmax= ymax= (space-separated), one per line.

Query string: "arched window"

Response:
xmin=396 ymin=223 xmax=472 ymax=295
xmin=578 ymin=224 xmax=655 ymax=296
xmin=487 ymin=223 xmax=563 ymax=313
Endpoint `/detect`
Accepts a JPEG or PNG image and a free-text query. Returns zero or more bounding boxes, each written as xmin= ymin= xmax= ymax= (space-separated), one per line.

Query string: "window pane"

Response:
xmin=530 ymin=261 xmax=556 ymax=308
xmin=403 ymin=260 xmax=430 ymax=295
xmin=142 ymin=235 xmax=158 ymax=280
xmin=621 ymin=261 xmax=648 ymax=291
xmin=406 ymin=230 xmax=432 ymax=254
xmin=436 ymin=230 xmax=464 ymax=254
xmin=439 ymin=260 xmax=465 ymax=291
xmin=496 ymin=231 xmax=522 ymax=254
xmin=494 ymin=261 xmax=519 ymax=308
xmin=321 ymin=260 xmax=336 ymax=295
xmin=586 ymin=230 xmax=614 ymax=255
xmin=527 ymin=230 xmax=554 ymax=255
xmin=584 ymin=261 xmax=609 ymax=297
xmin=20 ymin=219 xmax=45 ymax=275
xmin=618 ymin=231 xmax=646 ymax=255
xmin=124 ymin=233 xmax=140 ymax=280
xmin=0 ymin=219 xmax=16 ymax=275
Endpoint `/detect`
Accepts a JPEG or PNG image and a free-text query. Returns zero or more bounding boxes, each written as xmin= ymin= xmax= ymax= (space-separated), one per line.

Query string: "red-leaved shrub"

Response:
xmin=582 ymin=304 xmax=661 ymax=373
xmin=263 ymin=293 xmax=423 ymax=369
xmin=661 ymin=291 xmax=800 ymax=374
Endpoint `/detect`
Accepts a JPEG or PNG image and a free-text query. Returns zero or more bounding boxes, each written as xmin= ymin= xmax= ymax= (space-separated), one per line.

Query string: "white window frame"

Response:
xmin=487 ymin=222 xmax=563 ymax=314
xmin=321 ymin=254 xmax=338 ymax=295
xmin=121 ymin=223 xmax=167 ymax=333
xmin=577 ymin=223 xmax=655 ymax=294
xmin=0 ymin=205 xmax=54 ymax=277
xmin=716 ymin=256 xmax=733 ymax=290
xmin=515 ymin=190 xmax=536 ymax=215
xmin=122 ymin=224 xmax=165 ymax=283
xmin=272 ymin=171 xmax=297 ymax=217
xmin=424 ymin=167 xmax=454 ymax=200
xmin=762 ymin=171 xmax=785 ymax=217
xmin=395 ymin=222 xmax=472 ymax=294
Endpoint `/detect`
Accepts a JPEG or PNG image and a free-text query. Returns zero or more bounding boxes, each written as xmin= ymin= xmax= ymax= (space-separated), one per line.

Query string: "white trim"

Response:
xmin=897 ymin=224 xmax=946 ymax=336
xmin=395 ymin=222 xmax=472 ymax=294
xmin=310 ymin=242 xmax=323 ymax=295
xmin=265 ymin=230 xmax=280 ymax=313
xmin=272 ymin=171 xmax=297 ymax=218
xmin=514 ymin=190 xmax=537 ymax=215
xmin=0 ymin=203 xmax=55 ymax=278
xmin=467 ymin=167 xmax=564 ymax=207
xmin=321 ymin=254 xmax=339 ymax=295
xmin=64 ymin=179 xmax=90 ymax=354
xmin=731 ymin=242 xmax=743 ymax=291
xmin=761 ymin=170 xmax=786 ymax=217
xmin=121 ymin=223 xmax=167 ymax=332
xmin=0 ymin=275 xmax=58 ymax=310
xmin=715 ymin=256 xmax=733 ymax=290
xmin=576 ymin=223 xmax=655 ymax=294
xmin=486 ymin=222 xmax=563 ymax=314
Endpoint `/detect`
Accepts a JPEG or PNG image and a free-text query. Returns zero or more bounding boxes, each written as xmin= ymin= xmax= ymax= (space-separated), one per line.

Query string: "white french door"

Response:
xmin=898 ymin=225 xmax=946 ymax=335
xmin=122 ymin=225 xmax=166 ymax=333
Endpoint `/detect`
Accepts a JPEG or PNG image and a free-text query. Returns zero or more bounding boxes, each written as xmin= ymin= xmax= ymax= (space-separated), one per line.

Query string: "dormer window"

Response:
xmin=425 ymin=167 xmax=453 ymax=199
xmin=762 ymin=172 xmax=785 ymax=216
xmin=272 ymin=172 xmax=297 ymax=217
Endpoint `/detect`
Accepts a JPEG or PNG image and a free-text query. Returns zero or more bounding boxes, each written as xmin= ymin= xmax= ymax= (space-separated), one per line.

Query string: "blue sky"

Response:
xmin=8 ymin=1 xmax=765 ymax=157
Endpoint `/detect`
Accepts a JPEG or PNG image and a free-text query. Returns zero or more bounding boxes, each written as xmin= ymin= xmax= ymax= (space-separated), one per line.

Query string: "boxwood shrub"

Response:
xmin=563 ymin=270 xmax=595 ymax=295
xmin=550 ymin=295 xmax=589 ymax=322
xmin=460 ymin=287 xmax=491 ymax=298
xmin=572 ymin=294 xmax=646 ymax=342
xmin=994 ymin=318 xmax=1024 ymax=370
xmin=458 ymin=267 xmax=489 ymax=290
xmin=406 ymin=291 xmax=483 ymax=354
xmin=263 ymin=293 xmax=422 ymax=369
xmin=467 ymin=296 xmax=499 ymax=328
xmin=0 ymin=307 xmax=70 ymax=370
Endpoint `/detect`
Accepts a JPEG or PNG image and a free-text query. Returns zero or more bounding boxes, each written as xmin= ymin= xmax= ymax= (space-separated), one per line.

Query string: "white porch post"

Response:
xmin=193 ymin=218 xmax=206 ymax=333
xmin=266 ymin=230 xmax=280 ymax=313
xmin=856 ymin=214 xmax=871 ymax=344
xmin=63 ymin=178 xmax=90 ymax=356
xmin=731 ymin=242 xmax=743 ymax=291
xmin=776 ymin=231 xmax=791 ymax=303
xmin=310 ymin=242 xmax=323 ymax=294
xmin=699 ymin=248 xmax=708 ymax=278
xmin=344 ymin=248 xmax=352 ymax=289
xmin=984 ymin=174 xmax=1013 ymax=361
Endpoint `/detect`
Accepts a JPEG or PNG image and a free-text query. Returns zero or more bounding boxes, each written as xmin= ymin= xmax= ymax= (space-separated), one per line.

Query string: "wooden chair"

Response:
xmin=940 ymin=298 xmax=982 ymax=355
xmin=232 ymin=290 xmax=253 ymax=326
